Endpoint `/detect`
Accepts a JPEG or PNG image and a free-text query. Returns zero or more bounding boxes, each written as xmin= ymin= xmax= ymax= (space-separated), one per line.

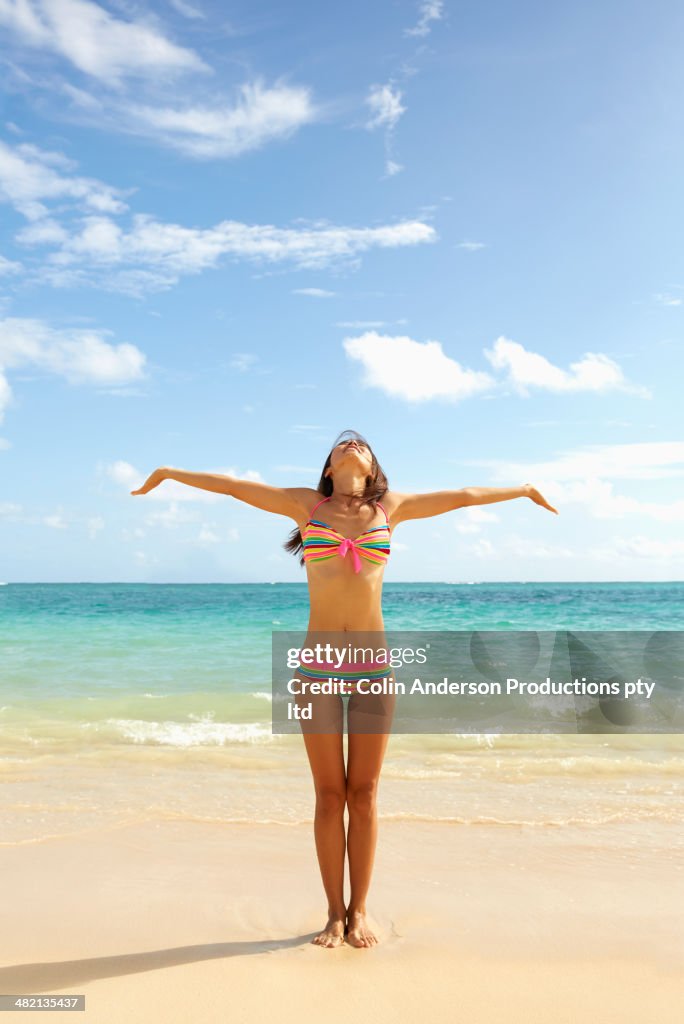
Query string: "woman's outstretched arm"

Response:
xmin=387 ymin=483 xmax=558 ymax=525
xmin=130 ymin=466 xmax=316 ymax=520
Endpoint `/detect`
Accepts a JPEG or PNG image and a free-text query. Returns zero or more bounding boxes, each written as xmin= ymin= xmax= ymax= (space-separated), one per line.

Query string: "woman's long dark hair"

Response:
xmin=284 ymin=429 xmax=389 ymax=567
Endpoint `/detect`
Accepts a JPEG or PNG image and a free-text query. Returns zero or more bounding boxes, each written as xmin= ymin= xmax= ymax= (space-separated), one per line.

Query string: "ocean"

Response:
xmin=1 ymin=582 xmax=683 ymax=846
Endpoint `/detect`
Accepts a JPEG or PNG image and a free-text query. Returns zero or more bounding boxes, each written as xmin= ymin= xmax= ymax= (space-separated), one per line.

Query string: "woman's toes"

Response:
xmin=312 ymin=917 xmax=345 ymax=948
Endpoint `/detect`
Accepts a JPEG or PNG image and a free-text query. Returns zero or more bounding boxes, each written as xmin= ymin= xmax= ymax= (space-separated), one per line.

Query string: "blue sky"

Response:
xmin=1 ymin=0 xmax=682 ymax=583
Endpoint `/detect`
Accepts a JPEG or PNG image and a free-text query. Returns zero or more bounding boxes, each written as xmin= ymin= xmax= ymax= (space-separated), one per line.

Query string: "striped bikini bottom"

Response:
xmin=295 ymin=659 xmax=390 ymax=695
xmin=293 ymin=659 xmax=396 ymax=732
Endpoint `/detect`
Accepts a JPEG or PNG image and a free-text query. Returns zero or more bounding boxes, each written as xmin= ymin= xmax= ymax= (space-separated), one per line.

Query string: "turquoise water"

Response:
xmin=1 ymin=583 xmax=683 ymax=838
xmin=1 ymin=580 xmax=681 ymax=750
xmin=1 ymin=581 xmax=682 ymax=703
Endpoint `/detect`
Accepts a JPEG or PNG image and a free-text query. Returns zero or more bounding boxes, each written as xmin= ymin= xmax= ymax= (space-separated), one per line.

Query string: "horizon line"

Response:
xmin=2 ymin=580 xmax=683 ymax=586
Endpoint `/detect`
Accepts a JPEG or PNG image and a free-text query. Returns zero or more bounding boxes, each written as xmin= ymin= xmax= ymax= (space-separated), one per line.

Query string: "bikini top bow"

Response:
xmin=338 ymin=537 xmax=362 ymax=573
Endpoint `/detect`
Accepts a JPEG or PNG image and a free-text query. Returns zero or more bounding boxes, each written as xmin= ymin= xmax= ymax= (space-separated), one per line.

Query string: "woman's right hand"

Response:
xmin=130 ymin=467 xmax=167 ymax=496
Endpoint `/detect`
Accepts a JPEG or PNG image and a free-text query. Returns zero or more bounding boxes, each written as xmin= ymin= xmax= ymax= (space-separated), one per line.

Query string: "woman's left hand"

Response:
xmin=524 ymin=483 xmax=559 ymax=514
xmin=131 ymin=467 xmax=168 ymax=496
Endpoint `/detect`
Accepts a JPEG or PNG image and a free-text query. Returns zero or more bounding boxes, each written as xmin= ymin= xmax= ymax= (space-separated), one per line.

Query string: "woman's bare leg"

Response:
xmin=345 ymin=724 xmax=392 ymax=947
xmin=300 ymin=699 xmax=347 ymax=947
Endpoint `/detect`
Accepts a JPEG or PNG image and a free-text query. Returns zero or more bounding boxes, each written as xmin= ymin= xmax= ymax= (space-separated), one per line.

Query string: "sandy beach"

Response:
xmin=2 ymin=811 xmax=682 ymax=1024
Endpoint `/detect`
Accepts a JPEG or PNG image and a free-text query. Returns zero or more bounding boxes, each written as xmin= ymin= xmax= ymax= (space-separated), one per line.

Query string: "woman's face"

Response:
xmin=327 ymin=439 xmax=374 ymax=477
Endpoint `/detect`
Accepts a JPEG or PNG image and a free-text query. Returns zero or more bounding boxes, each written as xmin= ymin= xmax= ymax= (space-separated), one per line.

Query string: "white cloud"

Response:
xmin=343 ymin=331 xmax=495 ymax=402
xmin=43 ymin=512 xmax=67 ymax=529
xmin=364 ymin=84 xmax=407 ymax=178
xmin=106 ymin=459 xmax=150 ymax=488
xmin=466 ymin=442 xmax=684 ymax=523
xmin=404 ymin=0 xmax=445 ymax=38
xmin=196 ymin=525 xmax=219 ymax=544
xmin=506 ymin=535 xmax=575 ymax=559
xmin=229 ymin=353 xmax=258 ymax=371
xmin=60 ymin=82 xmax=103 ymax=111
xmin=15 ymin=219 xmax=68 ymax=244
xmin=454 ymin=522 xmax=481 ymax=535
xmin=0 ymin=0 xmax=209 ymax=83
xmin=365 ymin=84 xmax=405 ymax=131
xmin=3 ymin=5 xmax=318 ymax=161
xmin=454 ymin=506 xmax=499 ymax=534
xmin=145 ymin=501 xmax=199 ymax=529
xmin=549 ymin=478 xmax=684 ymax=523
xmin=4 ymin=141 xmax=435 ymax=293
xmin=0 ymin=370 xmax=12 ymax=424
xmin=22 ymin=209 xmax=436 ymax=292
xmin=293 ymin=287 xmax=335 ymax=297
xmin=341 ymin=332 xmax=641 ymax=405
xmin=168 ymin=0 xmax=205 ymax=19
xmin=134 ymin=550 xmax=157 ymax=564
xmin=0 ymin=317 xmax=147 ymax=387
xmin=474 ymin=442 xmax=684 ymax=484
xmin=0 ymin=317 xmax=145 ymax=427
xmin=471 ymin=538 xmax=495 ymax=558
xmin=590 ymin=535 xmax=684 ymax=560
xmin=86 ymin=515 xmax=105 ymax=539
xmin=653 ymin=292 xmax=681 ymax=306
xmin=457 ymin=240 xmax=487 ymax=251
xmin=0 ymin=500 xmax=23 ymax=518
xmin=125 ymin=80 xmax=318 ymax=158
xmin=0 ymin=140 xmax=129 ymax=220
xmin=121 ymin=525 xmax=145 ymax=541
xmin=0 ymin=254 xmax=22 ymax=274
xmin=466 ymin=505 xmax=499 ymax=522
xmin=483 ymin=335 xmax=649 ymax=397
xmin=24 ymin=67 xmax=318 ymax=161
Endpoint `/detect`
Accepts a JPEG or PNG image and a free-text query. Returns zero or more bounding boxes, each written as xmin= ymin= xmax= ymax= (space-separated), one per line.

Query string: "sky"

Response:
xmin=1 ymin=0 xmax=683 ymax=583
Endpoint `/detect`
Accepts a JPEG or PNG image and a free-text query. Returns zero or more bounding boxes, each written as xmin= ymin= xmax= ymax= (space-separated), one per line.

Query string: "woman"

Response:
xmin=131 ymin=429 xmax=558 ymax=949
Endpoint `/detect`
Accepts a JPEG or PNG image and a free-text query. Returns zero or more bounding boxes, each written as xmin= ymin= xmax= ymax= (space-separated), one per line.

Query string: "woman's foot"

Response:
xmin=311 ymin=914 xmax=346 ymax=948
xmin=345 ymin=907 xmax=378 ymax=947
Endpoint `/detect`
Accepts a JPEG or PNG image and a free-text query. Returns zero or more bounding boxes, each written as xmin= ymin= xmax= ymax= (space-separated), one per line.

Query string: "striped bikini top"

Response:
xmin=301 ymin=496 xmax=391 ymax=574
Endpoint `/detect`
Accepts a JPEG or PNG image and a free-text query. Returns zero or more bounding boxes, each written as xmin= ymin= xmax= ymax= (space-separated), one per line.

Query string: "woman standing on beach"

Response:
xmin=131 ymin=429 xmax=558 ymax=949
